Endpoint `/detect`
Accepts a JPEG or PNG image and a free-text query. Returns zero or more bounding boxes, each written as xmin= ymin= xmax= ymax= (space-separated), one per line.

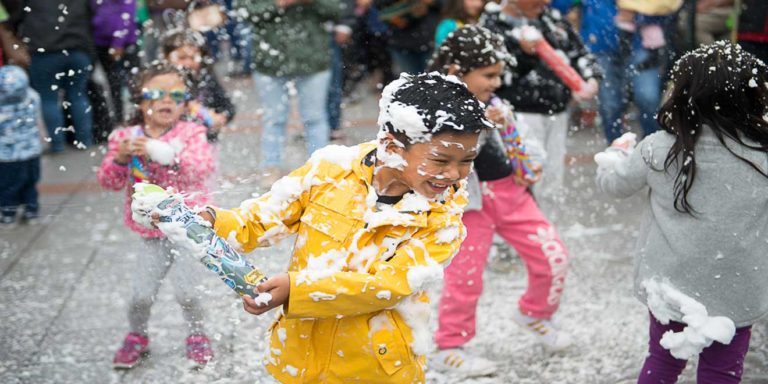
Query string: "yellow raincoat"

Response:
xmin=212 ymin=142 xmax=468 ymax=383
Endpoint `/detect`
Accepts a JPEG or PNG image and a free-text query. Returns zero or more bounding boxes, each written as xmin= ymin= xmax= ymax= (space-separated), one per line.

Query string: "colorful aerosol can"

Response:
xmin=133 ymin=184 xmax=267 ymax=298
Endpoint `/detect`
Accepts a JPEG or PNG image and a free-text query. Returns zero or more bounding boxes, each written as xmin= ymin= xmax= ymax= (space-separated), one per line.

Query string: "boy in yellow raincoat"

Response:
xmin=199 ymin=72 xmax=494 ymax=383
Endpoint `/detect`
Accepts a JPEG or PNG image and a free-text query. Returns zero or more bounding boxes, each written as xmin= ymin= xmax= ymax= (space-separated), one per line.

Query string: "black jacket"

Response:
xmin=5 ymin=0 xmax=94 ymax=56
xmin=481 ymin=6 xmax=602 ymax=114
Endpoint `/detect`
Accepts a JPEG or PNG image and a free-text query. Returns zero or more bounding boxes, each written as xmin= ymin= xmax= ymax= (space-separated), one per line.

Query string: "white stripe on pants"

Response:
xmin=128 ymin=237 xmax=206 ymax=336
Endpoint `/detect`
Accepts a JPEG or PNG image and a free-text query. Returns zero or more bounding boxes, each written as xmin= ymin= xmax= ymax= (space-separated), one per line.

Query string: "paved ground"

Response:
xmin=1 ymin=72 xmax=766 ymax=384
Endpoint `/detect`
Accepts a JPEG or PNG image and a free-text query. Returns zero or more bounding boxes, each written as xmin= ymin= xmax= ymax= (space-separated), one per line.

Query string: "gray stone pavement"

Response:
xmin=1 ymin=74 xmax=766 ymax=384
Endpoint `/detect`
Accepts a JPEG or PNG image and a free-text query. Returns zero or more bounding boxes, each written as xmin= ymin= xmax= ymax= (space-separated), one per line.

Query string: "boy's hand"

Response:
xmin=513 ymin=163 xmax=542 ymax=187
xmin=573 ymin=78 xmax=599 ymax=101
xmin=485 ymin=106 xmax=507 ymax=128
xmin=242 ymin=273 xmax=291 ymax=316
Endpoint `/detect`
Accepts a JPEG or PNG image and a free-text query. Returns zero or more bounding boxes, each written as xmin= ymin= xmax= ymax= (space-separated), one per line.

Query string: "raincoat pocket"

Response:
xmin=300 ymin=202 xmax=356 ymax=243
xmin=369 ymin=311 xmax=410 ymax=376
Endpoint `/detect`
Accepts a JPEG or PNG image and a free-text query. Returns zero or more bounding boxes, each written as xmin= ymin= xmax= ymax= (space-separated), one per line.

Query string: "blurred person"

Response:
xmin=376 ymin=0 xmax=442 ymax=74
xmin=98 ymin=62 xmax=215 ymax=369
xmin=481 ymin=0 xmax=601 ymax=212
xmin=596 ymin=41 xmax=768 ymax=384
xmin=142 ymin=0 xmax=189 ymax=62
xmin=327 ymin=0 xmax=356 ymax=141
xmin=434 ymin=0 xmax=484 ymax=46
xmin=558 ymin=0 xmax=669 ymax=144
xmin=0 ymin=66 xmax=43 ymax=228
xmin=6 ymin=0 xmax=95 ymax=153
xmin=342 ymin=0 xmax=394 ymax=97
xmin=162 ymin=29 xmax=235 ymax=142
xmin=737 ymin=0 xmax=768 ymax=63
xmin=682 ymin=0 xmax=734 ymax=46
xmin=91 ymin=0 xmax=141 ymax=126
xmin=236 ymin=0 xmax=342 ymax=185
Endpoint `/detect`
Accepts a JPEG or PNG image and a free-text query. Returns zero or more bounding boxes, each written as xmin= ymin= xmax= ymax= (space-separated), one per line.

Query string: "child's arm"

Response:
xmin=96 ymin=130 xmax=131 ymax=191
xmin=283 ymin=214 xmax=466 ymax=319
xmin=595 ymin=133 xmax=651 ymax=198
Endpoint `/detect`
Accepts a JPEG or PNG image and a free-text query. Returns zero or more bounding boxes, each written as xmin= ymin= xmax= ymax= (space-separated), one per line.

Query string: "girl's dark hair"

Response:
xmin=161 ymin=29 xmax=213 ymax=70
xmin=657 ymin=41 xmax=768 ymax=214
xmin=127 ymin=61 xmax=191 ymax=126
xmin=379 ymin=72 xmax=494 ymax=146
xmin=428 ymin=25 xmax=514 ymax=76
xmin=441 ymin=0 xmax=483 ymax=23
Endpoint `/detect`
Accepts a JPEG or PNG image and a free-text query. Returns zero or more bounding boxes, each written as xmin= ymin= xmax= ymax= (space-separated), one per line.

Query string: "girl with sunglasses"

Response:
xmin=97 ymin=62 xmax=216 ymax=369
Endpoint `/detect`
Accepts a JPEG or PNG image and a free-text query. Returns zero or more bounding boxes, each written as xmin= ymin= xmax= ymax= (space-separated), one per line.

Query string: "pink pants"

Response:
xmin=435 ymin=175 xmax=569 ymax=349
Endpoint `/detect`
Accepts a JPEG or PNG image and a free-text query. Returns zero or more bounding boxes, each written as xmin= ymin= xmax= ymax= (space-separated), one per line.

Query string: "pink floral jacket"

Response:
xmin=97 ymin=121 xmax=214 ymax=238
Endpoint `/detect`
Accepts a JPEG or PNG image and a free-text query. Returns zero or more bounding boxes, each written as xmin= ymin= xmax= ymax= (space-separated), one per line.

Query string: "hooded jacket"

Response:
xmin=0 ymin=65 xmax=41 ymax=162
xmin=212 ymin=141 xmax=468 ymax=383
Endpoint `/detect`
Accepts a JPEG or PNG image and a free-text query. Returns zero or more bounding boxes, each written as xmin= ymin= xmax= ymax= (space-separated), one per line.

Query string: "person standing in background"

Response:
xmin=376 ymin=0 xmax=442 ymax=74
xmin=737 ymin=0 xmax=768 ymax=63
xmin=236 ymin=0 xmax=341 ymax=185
xmin=5 ymin=0 xmax=95 ymax=153
xmin=91 ymin=0 xmax=141 ymax=126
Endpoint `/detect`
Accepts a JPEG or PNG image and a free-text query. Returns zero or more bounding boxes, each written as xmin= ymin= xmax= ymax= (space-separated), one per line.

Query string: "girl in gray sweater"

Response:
xmin=596 ymin=41 xmax=768 ymax=383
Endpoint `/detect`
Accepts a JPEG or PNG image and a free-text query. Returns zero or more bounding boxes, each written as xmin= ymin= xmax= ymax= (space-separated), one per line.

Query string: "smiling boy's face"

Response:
xmin=386 ymin=131 xmax=480 ymax=199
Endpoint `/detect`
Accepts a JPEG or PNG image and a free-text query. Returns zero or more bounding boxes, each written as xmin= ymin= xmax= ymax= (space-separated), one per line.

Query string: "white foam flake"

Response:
xmin=434 ymin=225 xmax=460 ymax=244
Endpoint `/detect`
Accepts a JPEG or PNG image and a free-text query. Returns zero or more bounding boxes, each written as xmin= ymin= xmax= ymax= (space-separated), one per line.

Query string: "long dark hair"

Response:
xmin=657 ymin=41 xmax=768 ymax=214
xmin=127 ymin=61 xmax=191 ymax=126
xmin=428 ymin=25 xmax=514 ymax=76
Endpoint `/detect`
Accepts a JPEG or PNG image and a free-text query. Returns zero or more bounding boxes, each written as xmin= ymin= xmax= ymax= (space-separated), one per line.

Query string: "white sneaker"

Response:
xmin=512 ymin=311 xmax=573 ymax=351
xmin=431 ymin=348 xmax=498 ymax=378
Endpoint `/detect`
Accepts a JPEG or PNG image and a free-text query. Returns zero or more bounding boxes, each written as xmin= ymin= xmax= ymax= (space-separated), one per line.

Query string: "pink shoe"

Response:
xmin=113 ymin=333 xmax=149 ymax=369
xmin=186 ymin=334 xmax=214 ymax=366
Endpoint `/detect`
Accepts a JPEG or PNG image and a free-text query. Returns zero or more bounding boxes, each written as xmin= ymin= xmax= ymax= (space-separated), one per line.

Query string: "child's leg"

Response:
xmin=20 ymin=157 xmax=41 ymax=218
xmin=128 ymin=238 xmax=175 ymax=335
xmin=697 ymin=325 xmax=752 ymax=384
xmin=295 ymin=70 xmax=331 ymax=156
xmin=253 ymin=72 xmax=289 ymax=168
xmin=28 ymin=53 xmax=66 ymax=152
xmin=638 ymin=313 xmax=688 ymax=384
xmin=434 ymin=208 xmax=495 ymax=349
xmin=60 ymin=50 xmax=93 ymax=148
xmin=164 ymin=239 xmax=206 ymax=335
xmin=0 ymin=161 xmax=22 ymax=221
xmin=492 ymin=177 xmax=568 ymax=318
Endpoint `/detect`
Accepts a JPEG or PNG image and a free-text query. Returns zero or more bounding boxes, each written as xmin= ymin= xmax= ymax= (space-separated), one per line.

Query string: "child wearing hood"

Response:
xmin=0 ymin=65 xmax=43 ymax=227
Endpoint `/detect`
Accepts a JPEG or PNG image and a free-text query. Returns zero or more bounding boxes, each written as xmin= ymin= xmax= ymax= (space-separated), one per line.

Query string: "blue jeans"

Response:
xmin=595 ymin=48 xmax=662 ymax=143
xmin=327 ymin=37 xmax=344 ymax=131
xmin=253 ymin=70 xmax=331 ymax=167
xmin=388 ymin=48 xmax=431 ymax=75
xmin=0 ymin=157 xmax=40 ymax=220
xmin=29 ymin=50 xmax=93 ymax=151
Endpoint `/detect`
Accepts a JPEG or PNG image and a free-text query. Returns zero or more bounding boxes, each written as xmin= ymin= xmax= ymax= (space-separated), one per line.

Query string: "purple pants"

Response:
xmin=638 ymin=313 xmax=752 ymax=384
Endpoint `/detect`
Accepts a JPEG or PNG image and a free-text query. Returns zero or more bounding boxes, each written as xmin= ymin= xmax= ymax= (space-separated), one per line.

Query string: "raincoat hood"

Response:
xmin=0 ymin=66 xmax=31 ymax=105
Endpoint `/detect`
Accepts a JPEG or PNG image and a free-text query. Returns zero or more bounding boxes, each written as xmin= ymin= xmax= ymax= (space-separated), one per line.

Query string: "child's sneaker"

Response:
xmin=186 ymin=334 xmax=214 ymax=366
xmin=431 ymin=348 xmax=498 ymax=378
xmin=512 ymin=310 xmax=572 ymax=351
xmin=113 ymin=332 xmax=149 ymax=369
